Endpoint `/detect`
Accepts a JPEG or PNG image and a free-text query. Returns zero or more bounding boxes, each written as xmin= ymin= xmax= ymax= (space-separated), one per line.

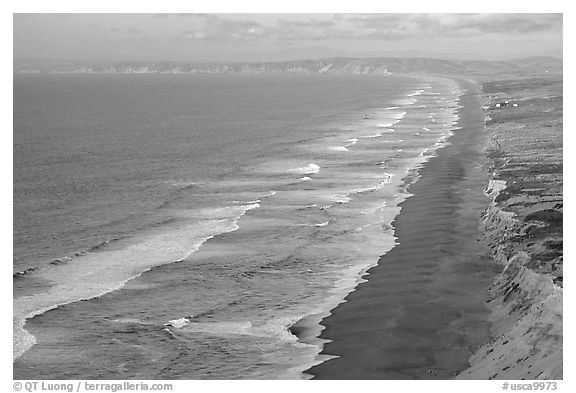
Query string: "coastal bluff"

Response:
xmin=458 ymin=76 xmax=563 ymax=380
xmin=14 ymin=56 xmax=561 ymax=80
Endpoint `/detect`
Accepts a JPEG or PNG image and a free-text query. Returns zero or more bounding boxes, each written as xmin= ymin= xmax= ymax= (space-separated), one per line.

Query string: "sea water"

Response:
xmin=13 ymin=73 xmax=461 ymax=379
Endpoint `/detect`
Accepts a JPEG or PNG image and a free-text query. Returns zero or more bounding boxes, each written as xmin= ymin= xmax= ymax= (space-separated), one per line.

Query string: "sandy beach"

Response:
xmin=307 ymin=73 xmax=563 ymax=380
xmin=307 ymin=79 xmax=501 ymax=379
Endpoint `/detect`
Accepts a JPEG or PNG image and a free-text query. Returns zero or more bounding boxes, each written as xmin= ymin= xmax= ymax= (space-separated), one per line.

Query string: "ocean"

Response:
xmin=13 ymin=73 xmax=460 ymax=379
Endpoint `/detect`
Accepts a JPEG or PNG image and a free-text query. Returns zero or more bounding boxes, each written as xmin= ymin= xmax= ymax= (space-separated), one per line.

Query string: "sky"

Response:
xmin=13 ymin=13 xmax=563 ymax=63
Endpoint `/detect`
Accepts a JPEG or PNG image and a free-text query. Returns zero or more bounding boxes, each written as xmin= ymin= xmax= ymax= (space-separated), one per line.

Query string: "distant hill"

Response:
xmin=13 ymin=56 xmax=562 ymax=80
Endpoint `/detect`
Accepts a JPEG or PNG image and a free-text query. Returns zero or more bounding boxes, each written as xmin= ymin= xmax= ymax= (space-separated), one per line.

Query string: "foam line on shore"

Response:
xmin=304 ymin=78 xmax=495 ymax=379
xmin=13 ymin=202 xmax=260 ymax=360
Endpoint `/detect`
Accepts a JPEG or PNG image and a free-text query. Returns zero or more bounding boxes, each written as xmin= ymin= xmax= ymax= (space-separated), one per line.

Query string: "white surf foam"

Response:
xmin=330 ymin=195 xmax=352 ymax=204
xmin=288 ymin=163 xmax=320 ymax=175
xmin=330 ymin=146 xmax=349 ymax=152
xmin=165 ymin=317 xmax=191 ymax=329
xmin=350 ymin=173 xmax=395 ymax=194
xmin=407 ymin=89 xmax=424 ymax=97
xmin=393 ymin=98 xmax=418 ymax=106
xmin=13 ymin=202 xmax=260 ymax=360
xmin=360 ymin=132 xmax=383 ymax=139
xmin=183 ymin=321 xmax=254 ymax=336
xmin=390 ymin=111 xmax=407 ymax=120
xmin=175 ymin=316 xmax=302 ymax=344
xmin=233 ymin=199 xmax=261 ymax=205
xmin=377 ymin=123 xmax=396 ymax=129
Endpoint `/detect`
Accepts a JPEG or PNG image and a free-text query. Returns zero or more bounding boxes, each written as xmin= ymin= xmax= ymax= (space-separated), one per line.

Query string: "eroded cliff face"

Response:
xmin=14 ymin=56 xmax=562 ymax=79
xmin=458 ymin=77 xmax=563 ymax=380
xmin=458 ymin=181 xmax=562 ymax=380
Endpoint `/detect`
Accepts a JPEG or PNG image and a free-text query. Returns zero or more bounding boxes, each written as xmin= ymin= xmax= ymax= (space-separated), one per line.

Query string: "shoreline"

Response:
xmin=306 ymin=78 xmax=500 ymax=379
xmin=13 ymin=72 xmax=562 ymax=379
xmin=457 ymin=76 xmax=563 ymax=380
xmin=14 ymin=75 xmax=455 ymax=378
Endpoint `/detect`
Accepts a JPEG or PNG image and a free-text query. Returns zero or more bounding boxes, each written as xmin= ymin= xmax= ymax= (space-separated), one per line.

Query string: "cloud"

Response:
xmin=176 ymin=13 xmax=562 ymax=43
xmin=271 ymin=19 xmax=342 ymax=40
xmin=111 ymin=27 xmax=143 ymax=35
xmin=179 ymin=14 xmax=267 ymax=41
xmin=344 ymin=14 xmax=562 ymax=39
xmin=465 ymin=14 xmax=562 ymax=34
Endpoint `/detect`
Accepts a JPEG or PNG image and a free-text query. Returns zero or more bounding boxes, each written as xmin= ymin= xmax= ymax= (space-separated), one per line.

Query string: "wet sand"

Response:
xmin=306 ymin=79 xmax=502 ymax=379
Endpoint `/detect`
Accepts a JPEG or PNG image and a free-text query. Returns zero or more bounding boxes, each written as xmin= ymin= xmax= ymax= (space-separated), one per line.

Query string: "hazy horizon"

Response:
xmin=14 ymin=13 xmax=563 ymax=63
